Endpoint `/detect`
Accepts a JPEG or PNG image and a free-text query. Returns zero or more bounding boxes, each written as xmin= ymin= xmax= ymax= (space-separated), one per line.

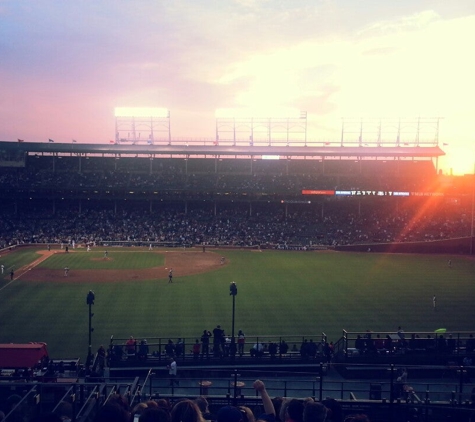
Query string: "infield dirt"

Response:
xmin=16 ymin=250 xmax=224 ymax=282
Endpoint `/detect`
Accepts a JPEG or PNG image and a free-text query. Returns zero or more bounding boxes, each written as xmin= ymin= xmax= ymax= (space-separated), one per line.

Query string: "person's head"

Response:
xmin=194 ymin=397 xmax=209 ymax=414
xmin=303 ymin=402 xmax=327 ymax=422
xmin=171 ymin=400 xmax=204 ymax=422
xmin=107 ymin=393 xmax=130 ymax=414
xmin=288 ymin=399 xmax=305 ymax=422
xmin=94 ymin=402 xmax=129 ymax=422
xmin=154 ymin=399 xmax=171 ymax=411
xmin=132 ymin=402 xmax=148 ymax=417
xmin=284 ymin=399 xmax=304 ymax=422
xmin=217 ymin=406 xmax=243 ymax=422
xmin=140 ymin=408 xmax=171 ymax=422
xmin=30 ymin=413 xmax=63 ymax=422
xmin=238 ymin=406 xmax=255 ymax=422
xmin=321 ymin=399 xmax=342 ymax=422
xmin=344 ymin=415 xmax=370 ymax=422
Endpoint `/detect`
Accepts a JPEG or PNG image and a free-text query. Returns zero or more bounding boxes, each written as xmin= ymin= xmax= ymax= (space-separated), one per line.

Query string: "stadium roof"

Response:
xmin=0 ymin=141 xmax=445 ymax=158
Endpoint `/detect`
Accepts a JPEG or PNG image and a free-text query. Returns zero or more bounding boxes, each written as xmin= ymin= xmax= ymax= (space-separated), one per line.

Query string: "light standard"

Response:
xmin=86 ymin=290 xmax=95 ymax=367
xmin=229 ymin=281 xmax=237 ymax=357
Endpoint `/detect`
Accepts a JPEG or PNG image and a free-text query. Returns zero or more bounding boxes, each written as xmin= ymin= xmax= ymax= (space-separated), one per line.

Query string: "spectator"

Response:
xmin=167 ymin=357 xmax=178 ymax=386
xmin=217 ymin=406 xmax=243 ymax=422
xmin=238 ymin=330 xmax=246 ymax=356
xmin=250 ymin=342 xmax=265 ymax=357
xmin=194 ymin=397 xmax=213 ymax=422
xmin=192 ymin=339 xmax=201 ymax=360
xmin=140 ymin=408 xmax=171 ymax=422
xmin=171 ymin=400 xmax=204 ymax=422
xmin=126 ymin=336 xmax=136 ymax=358
xmin=343 ymin=415 xmax=370 ymax=422
xmin=280 ymin=399 xmax=304 ymax=422
xmin=303 ymin=402 xmax=327 ymax=422
xmin=253 ymin=379 xmax=276 ymax=421
xmin=138 ymin=339 xmax=149 ymax=361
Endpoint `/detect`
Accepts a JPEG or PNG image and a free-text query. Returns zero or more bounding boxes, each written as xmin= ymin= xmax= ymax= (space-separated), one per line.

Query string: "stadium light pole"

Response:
xmin=86 ymin=290 xmax=95 ymax=367
xmin=229 ymin=281 xmax=237 ymax=358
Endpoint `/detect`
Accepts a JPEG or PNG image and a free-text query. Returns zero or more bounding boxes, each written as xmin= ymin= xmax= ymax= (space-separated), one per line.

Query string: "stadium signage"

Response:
xmin=302 ymin=190 xmax=414 ymax=196
xmin=412 ymin=192 xmax=444 ymax=197
xmin=302 ymin=190 xmax=335 ymax=195
xmin=335 ymin=190 xmax=411 ymax=196
xmin=281 ymin=200 xmax=312 ymax=204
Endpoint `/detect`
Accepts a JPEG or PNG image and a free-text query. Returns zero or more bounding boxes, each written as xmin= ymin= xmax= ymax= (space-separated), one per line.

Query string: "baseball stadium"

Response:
xmin=1 ymin=114 xmax=475 ymax=422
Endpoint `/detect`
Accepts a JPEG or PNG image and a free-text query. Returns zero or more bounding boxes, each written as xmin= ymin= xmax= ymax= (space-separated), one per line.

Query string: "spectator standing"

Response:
xmin=138 ymin=339 xmax=149 ymax=361
xmin=167 ymin=357 xmax=178 ymax=386
xmin=213 ymin=325 xmax=224 ymax=357
xmin=125 ymin=336 xmax=136 ymax=358
xmin=201 ymin=330 xmax=211 ymax=359
xmin=237 ymin=330 xmax=246 ymax=356
xmin=192 ymin=339 xmax=201 ymax=360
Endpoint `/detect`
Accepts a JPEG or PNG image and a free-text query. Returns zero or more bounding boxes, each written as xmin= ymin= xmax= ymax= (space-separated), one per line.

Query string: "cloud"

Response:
xmin=358 ymin=10 xmax=441 ymax=36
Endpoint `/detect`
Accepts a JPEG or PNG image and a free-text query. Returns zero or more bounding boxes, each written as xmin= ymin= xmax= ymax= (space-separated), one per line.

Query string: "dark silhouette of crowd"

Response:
xmin=0 ymin=378 xmax=374 ymax=422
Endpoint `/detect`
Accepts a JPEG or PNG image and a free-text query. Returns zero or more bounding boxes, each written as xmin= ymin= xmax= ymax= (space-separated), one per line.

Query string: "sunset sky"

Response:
xmin=1 ymin=1 xmax=475 ymax=174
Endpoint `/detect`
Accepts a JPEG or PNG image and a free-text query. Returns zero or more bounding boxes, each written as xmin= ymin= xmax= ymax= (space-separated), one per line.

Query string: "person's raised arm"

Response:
xmin=253 ymin=379 xmax=275 ymax=416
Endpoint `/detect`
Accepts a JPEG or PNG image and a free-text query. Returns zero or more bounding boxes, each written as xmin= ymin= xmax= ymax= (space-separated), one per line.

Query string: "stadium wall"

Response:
xmin=334 ymin=236 xmax=474 ymax=254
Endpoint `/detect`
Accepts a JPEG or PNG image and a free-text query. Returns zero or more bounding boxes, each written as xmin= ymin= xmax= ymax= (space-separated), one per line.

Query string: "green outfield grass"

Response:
xmin=0 ymin=247 xmax=474 ymax=359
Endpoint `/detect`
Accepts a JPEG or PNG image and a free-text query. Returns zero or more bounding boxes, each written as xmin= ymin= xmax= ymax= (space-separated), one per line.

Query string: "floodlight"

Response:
xmin=215 ymin=107 xmax=302 ymax=119
xmin=114 ymin=107 xmax=169 ymax=118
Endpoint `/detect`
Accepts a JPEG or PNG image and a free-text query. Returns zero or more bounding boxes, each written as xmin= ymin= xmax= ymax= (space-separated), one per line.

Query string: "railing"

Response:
xmin=340 ymin=330 xmax=475 ymax=360
xmin=135 ymin=367 xmax=475 ymax=403
xmin=108 ymin=334 xmax=329 ymax=366
xmin=2 ymin=363 xmax=475 ymax=422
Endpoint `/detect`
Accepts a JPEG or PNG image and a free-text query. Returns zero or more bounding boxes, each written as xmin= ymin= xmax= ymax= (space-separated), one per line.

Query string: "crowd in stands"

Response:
xmin=0 ymin=155 xmax=442 ymax=194
xmin=107 ymin=332 xmax=334 ymax=365
xmin=0 ymin=154 xmax=470 ymax=249
xmin=0 ymin=199 xmax=471 ymax=250
xmin=2 ymin=379 xmax=374 ymax=422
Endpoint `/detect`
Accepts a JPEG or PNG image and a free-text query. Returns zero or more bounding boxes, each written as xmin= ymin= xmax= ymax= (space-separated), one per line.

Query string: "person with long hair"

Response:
xmin=171 ymin=400 xmax=204 ymax=422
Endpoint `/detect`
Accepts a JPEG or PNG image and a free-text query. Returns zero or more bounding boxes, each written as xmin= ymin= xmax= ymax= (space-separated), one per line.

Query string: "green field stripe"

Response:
xmin=1 ymin=249 xmax=475 ymax=359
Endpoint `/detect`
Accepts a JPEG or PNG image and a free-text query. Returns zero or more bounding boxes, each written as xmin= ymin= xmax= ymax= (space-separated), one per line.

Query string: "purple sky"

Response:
xmin=1 ymin=1 xmax=475 ymax=174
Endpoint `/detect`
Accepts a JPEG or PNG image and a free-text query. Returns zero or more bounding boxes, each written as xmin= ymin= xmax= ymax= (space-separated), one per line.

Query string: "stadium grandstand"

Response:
xmin=0 ymin=136 xmax=473 ymax=252
xmin=1 ymin=134 xmax=475 ymax=422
